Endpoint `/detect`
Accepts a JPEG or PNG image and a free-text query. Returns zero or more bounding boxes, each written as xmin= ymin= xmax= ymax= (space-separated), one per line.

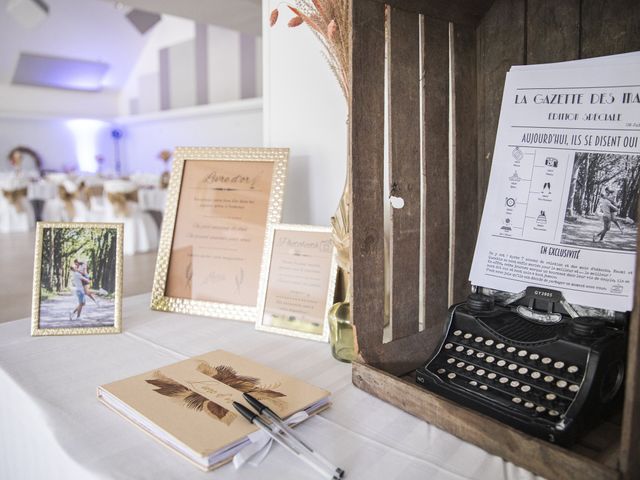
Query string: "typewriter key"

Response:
xmin=546 ymin=393 xmax=557 ymax=401
xmin=506 ymin=346 xmax=516 ymax=353
xmin=529 ymin=353 xmax=540 ymax=361
xmin=447 ymin=373 xmax=456 ymax=379
xmin=466 ymin=365 xmax=475 ymax=372
xmin=487 ymin=373 xmax=497 ymax=380
xmin=512 ymin=397 xmax=522 ymax=404
xmin=541 ymin=357 xmax=552 ymax=365
xmin=510 ymin=380 xmax=520 ymax=388
xmin=524 ymin=402 xmax=534 ymax=409
xmin=456 ymin=346 xmax=464 ymax=352
xmin=485 ymin=339 xmax=494 ymax=346
xmin=486 ymin=356 xmax=495 ymax=363
xmin=476 ymin=369 xmax=486 ymax=376
xmin=518 ymin=350 xmax=528 ymax=357
xmin=479 ymin=385 xmax=488 ymax=391
xmin=476 ymin=352 xmax=485 ymax=359
xmin=445 ymin=343 xmax=453 ymax=349
xmin=499 ymin=377 xmax=509 ymax=384
xmin=469 ymin=380 xmax=478 ymax=386
xmin=553 ymin=361 xmax=565 ymax=369
xmin=447 ymin=358 xmax=456 ymax=364
xmin=536 ymin=406 xmax=546 ymax=413
xmin=497 ymin=359 xmax=507 ymax=367
xmin=474 ymin=336 xmax=484 ymax=343
xmin=544 ymin=375 xmax=554 ymax=383
xmin=496 ymin=343 xmax=505 ymax=350
xmin=521 ymin=385 xmax=531 ymax=393
xmin=518 ymin=367 xmax=528 ymax=375
xmin=466 ymin=349 xmax=474 ymax=356
xmin=556 ymin=380 xmax=568 ymax=388
xmin=531 ymin=371 xmax=541 ymax=379
xmin=549 ymin=410 xmax=560 ymax=417
xmin=453 ymin=330 xmax=462 ymax=336
xmin=569 ymin=384 xmax=579 ymax=393
xmin=437 ymin=368 xmax=446 ymax=374
xmin=508 ymin=364 xmax=518 ymax=371
xmin=464 ymin=333 xmax=473 ymax=339
xmin=567 ymin=365 xmax=579 ymax=374
xmin=456 ymin=362 xmax=465 ymax=368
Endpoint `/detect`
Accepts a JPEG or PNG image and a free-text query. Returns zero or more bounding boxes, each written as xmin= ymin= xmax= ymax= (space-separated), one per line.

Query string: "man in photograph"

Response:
xmin=593 ymin=187 xmax=621 ymax=243
xmin=69 ymin=265 xmax=89 ymax=321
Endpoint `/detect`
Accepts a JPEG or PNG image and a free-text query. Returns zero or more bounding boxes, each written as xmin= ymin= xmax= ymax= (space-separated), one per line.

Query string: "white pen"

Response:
xmin=233 ymin=402 xmax=340 ymax=480
xmin=243 ymin=393 xmax=345 ymax=478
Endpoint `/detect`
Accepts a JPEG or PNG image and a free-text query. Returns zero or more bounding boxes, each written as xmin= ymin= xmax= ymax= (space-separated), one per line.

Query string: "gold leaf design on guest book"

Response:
xmin=196 ymin=362 xmax=287 ymax=405
xmin=145 ymin=371 xmax=236 ymax=426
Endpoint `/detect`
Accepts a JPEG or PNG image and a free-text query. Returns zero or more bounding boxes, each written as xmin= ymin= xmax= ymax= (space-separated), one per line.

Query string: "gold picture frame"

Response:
xmin=31 ymin=222 xmax=124 ymax=336
xmin=256 ymin=224 xmax=337 ymax=342
xmin=151 ymin=147 xmax=289 ymax=321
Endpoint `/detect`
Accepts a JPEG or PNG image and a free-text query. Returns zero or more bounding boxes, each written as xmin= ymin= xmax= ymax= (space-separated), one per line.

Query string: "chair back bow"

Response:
xmin=2 ymin=187 xmax=28 ymax=212
xmin=107 ymin=191 xmax=138 ymax=216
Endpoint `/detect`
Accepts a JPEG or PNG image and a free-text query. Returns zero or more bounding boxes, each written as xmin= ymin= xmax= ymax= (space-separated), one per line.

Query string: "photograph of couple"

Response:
xmin=37 ymin=226 xmax=118 ymax=329
xmin=561 ymin=152 xmax=639 ymax=252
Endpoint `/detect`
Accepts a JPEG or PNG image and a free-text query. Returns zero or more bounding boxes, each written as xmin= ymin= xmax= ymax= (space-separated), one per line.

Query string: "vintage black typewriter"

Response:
xmin=416 ymin=286 xmax=627 ymax=446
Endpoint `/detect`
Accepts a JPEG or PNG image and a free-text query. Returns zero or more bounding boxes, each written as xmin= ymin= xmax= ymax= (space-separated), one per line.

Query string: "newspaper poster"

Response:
xmin=470 ymin=61 xmax=640 ymax=312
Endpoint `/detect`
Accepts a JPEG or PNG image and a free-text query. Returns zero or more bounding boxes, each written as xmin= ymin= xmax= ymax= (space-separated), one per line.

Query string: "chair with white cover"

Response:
xmin=0 ymin=174 xmax=36 ymax=233
xmin=103 ymin=180 xmax=159 ymax=255
xmin=76 ymin=175 xmax=105 ymax=220
xmin=42 ymin=179 xmax=89 ymax=222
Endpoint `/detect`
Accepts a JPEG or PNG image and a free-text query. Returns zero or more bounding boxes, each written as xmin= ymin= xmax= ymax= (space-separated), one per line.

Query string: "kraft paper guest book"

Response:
xmin=97 ymin=350 xmax=330 ymax=471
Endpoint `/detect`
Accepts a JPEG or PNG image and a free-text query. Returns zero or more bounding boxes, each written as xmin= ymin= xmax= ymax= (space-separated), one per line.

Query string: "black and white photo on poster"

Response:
xmin=561 ymin=152 xmax=639 ymax=252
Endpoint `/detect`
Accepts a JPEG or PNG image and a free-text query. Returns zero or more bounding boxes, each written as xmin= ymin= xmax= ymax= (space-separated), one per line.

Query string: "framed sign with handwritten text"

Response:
xmin=256 ymin=224 xmax=337 ymax=341
xmin=151 ymin=147 xmax=289 ymax=321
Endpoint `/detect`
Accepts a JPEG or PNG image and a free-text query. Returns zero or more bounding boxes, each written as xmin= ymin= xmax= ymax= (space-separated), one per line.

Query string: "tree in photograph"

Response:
xmin=40 ymin=227 xmax=118 ymax=294
xmin=565 ymin=153 xmax=640 ymax=221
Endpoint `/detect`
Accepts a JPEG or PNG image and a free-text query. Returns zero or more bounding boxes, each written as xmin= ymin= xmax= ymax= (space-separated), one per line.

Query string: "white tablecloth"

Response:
xmin=137 ymin=188 xmax=167 ymax=211
xmin=27 ymin=180 xmax=57 ymax=201
xmin=0 ymin=294 xmax=539 ymax=480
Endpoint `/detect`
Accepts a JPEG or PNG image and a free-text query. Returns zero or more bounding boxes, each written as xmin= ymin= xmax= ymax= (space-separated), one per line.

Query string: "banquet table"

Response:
xmin=0 ymin=293 xmax=540 ymax=480
xmin=137 ymin=188 xmax=167 ymax=212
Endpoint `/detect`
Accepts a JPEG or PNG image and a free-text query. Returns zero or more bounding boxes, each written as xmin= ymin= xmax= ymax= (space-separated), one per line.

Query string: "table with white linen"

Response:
xmin=137 ymin=188 xmax=167 ymax=212
xmin=27 ymin=180 xmax=57 ymax=201
xmin=0 ymin=294 xmax=540 ymax=480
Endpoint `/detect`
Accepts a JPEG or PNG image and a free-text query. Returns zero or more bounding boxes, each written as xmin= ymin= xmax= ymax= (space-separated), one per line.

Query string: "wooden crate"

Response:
xmin=348 ymin=1 xmax=640 ymax=479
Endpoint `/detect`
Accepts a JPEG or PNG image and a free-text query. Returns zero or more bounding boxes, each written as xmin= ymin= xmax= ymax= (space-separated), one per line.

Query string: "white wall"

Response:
xmin=115 ymin=98 xmax=263 ymax=174
xmin=0 ymin=84 xmax=119 ymax=118
xmin=262 ymin=0 xmax=348 ymax=227
xmin=0 ymin=114 xmax=111 ymax=173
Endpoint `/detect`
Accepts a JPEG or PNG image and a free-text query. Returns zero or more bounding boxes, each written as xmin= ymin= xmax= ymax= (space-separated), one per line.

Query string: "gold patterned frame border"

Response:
xmin=31 ymin=222 xmax=124 ymax=336
xmin=150 ymin=147 xmax=289 ymax=321
xmin=256 ymin=224 xmax=338 ymax=342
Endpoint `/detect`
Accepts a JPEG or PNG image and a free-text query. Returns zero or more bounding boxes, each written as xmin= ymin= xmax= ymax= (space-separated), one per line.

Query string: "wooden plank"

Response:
xmin=368 ymin=0 xmax=494 ymax=26
xmin=368 ymin=325 xmax=442 ymax=376
xmin=352 ymin=361 xmax=619 ymax=480
xmin=620 ymin=210 xmax=640 ymax=479
xmin=422 ymin=16 xmax=451 ymax=331
xmin=388 ymin=7 xmax=421 ymax=340
xmin=450 ymin=23 xmax=478 ymax=303
xmin=475 ymin=0 xmax=525 ymax=225
xmin=581 ymin=0 xmax=640 ymax=58
xmin=527 ymin=0 xmax=580 ymax=64
xmin=350 ymin=0 xmax=386 ymax=360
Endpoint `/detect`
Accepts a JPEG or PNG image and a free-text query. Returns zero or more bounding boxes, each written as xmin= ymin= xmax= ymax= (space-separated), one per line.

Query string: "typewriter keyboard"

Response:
xmin=426 ymin=327 xmax=586 ymax=423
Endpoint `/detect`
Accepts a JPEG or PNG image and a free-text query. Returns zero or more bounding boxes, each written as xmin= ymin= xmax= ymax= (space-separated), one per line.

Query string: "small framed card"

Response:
xmin=151 ymin=147 xmax=288 ymax=321
xmin=256 ymin=224 xmax=337 ymax=341
xmin=31 ymin=222 xmax=124 ymax=336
